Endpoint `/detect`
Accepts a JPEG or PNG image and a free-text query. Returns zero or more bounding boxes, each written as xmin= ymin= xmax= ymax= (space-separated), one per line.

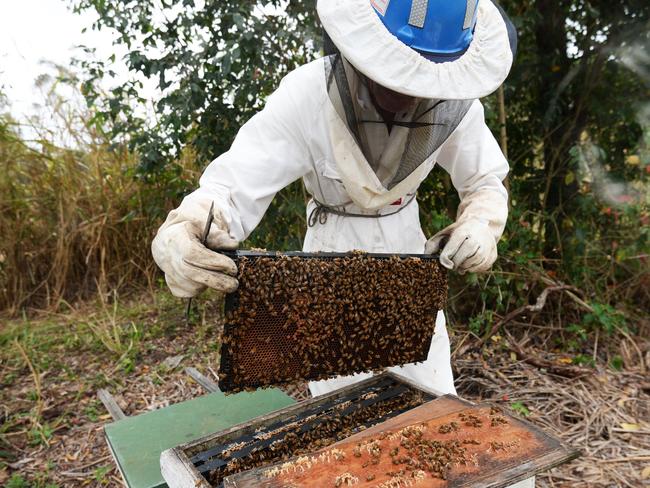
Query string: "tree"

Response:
xmin=75 ymin=0 xmax=319 ymax=173
xmin=499 ymin=0 xmax=649 ymax=260
xmin=74 ymin=0 xmax=649 ymax=261
xmin=75 ymin=0 xmax=321 ymax=247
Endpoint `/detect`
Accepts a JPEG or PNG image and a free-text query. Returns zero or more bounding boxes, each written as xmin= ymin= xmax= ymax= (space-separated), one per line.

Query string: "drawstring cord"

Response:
xmin=308 ymin=193 xmax=417 ymax=227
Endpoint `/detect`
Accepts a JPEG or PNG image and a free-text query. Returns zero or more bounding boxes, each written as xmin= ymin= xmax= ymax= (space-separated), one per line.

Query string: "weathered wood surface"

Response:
xmin=331 ymin=395 xmax=471 ymax=445
xmin=160 ymin=448 xmax=211 ymax=488
xmin=185 ymin=367 xmax=220 ymax=393
xmin=97 ymin=389 xmax=126 ymax=421
xmin=224 ymin=398 xmax=579 ymax=488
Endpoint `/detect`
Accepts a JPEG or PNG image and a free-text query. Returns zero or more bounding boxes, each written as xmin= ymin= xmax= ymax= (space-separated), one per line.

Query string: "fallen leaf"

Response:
xmin=162 ymin=355 xmax=184 ymax=370
xmin=642 ymin=466 xmax=650 ymax=479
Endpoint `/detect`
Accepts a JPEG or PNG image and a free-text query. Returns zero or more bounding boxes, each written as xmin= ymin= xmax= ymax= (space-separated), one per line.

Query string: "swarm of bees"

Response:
xmin=262 ymin=422 xmax=476 ymax=487
xmin=383 ymin=426 xmax=471 ymax=481
xmin=489 ymin=440 xmax=520 ymax=452
xmin=489 ymin=406 xmax=509 ymax=427
xmin=250 ymin=406 xmax=517 ymax=488
xmin=437 ymin=421 xmax=460 ymax=434
xmin=207 ymin=388 xmax=427 ymax=486
xmin=219 ymin=253 xmax=448 ymax=392
xmin=458 ymin=412 xmax=484 ymax=428
xmin=201 ymin=397 xmax=519 ymax=487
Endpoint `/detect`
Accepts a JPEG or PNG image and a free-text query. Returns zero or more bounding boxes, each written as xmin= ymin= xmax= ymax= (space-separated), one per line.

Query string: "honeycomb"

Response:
xmin=218 ymin=252 xmax=447 ymax=392
xmin=193 ymin=376 xmax=434 ymax=486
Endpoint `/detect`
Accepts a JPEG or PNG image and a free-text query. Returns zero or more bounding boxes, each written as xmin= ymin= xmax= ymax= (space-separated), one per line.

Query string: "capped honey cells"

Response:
xmin=258 ymin=406 xmax=524 ymax=488
xmin=218 ymin=252 xmax=448 ymax=392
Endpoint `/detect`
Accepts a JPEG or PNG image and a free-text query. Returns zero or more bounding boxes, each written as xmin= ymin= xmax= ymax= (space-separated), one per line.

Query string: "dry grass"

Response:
xmin=0 ymin=122 xmax=152 ymax=313
xmin=0 ymin=79 xmax=200 ymax=314
xmin=455 ymin=331 xmax=650 ymax=488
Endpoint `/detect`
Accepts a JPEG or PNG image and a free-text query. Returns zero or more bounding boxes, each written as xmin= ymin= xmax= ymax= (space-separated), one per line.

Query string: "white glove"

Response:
xmin=425 ymin=219 xmax=498 ymax=274
xmin=152 ymin=200 xmax=240 ymax=298
xmin=425 ymin=189 xmax=508 ymax=274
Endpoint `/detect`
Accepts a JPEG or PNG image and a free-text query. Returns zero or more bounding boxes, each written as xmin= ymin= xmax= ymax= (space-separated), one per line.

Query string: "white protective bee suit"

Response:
xmin=159 ymin=52 xmax=508 ymax=391
xmin=153 ymin=2 xmax=534 ymax=484
xmin=154 ymin=0 xmax=513 ymax=394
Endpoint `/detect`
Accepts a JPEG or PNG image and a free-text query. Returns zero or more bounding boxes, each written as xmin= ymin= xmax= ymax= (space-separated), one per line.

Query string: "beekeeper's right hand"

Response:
xmin=152 ymin=200 xmax=239 ymax=298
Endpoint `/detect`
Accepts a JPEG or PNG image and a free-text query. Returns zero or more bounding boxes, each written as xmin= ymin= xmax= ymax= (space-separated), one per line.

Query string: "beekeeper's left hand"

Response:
xmin=425 ymin=219 xmax=498 ymax=274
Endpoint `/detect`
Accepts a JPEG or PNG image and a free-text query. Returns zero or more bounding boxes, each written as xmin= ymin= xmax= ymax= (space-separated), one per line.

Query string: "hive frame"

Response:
xmin=219 ymin=251 xmax=446 ymax=392
xmin=160 ymin=372 xmax=444 ymax=488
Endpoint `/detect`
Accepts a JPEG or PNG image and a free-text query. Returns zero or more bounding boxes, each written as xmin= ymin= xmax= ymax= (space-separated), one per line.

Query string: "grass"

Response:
xmin=0 ymin=74 xmax=201 ymax=314
xmin=0 ymin=288 xmax=225 ymax=486
xmin=0 ymin=287 xmax=202 ymax=376
xmin=0 ymin=117 xmax=149 ymax=312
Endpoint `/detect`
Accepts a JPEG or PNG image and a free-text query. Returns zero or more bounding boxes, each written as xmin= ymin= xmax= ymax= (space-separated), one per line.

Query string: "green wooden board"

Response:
xmin=104 ymin=389 xmax=295 ymax=488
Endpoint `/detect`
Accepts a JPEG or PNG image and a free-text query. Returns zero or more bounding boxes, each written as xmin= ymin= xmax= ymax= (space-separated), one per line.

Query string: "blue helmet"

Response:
xmin=371 ymin=0 xmax=480 ymax=61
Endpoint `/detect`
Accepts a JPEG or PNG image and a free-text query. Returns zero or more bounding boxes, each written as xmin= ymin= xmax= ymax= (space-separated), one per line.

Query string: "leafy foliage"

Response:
xmin=74 ymin=0 xmax=319 ymax=173
xmin=3 ymin=2 xmax=648 ymax=355
xmin=497 ymin=0 xmax=650 ymax=256
xmin=510 ymin=401 xmax=531 ymax=417
xmin=73 ymin=0 xmax=320 ymax=249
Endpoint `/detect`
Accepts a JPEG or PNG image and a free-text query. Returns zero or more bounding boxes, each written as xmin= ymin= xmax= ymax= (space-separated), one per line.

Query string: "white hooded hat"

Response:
xmin=317 ymin=0 xmax=517 ymax=100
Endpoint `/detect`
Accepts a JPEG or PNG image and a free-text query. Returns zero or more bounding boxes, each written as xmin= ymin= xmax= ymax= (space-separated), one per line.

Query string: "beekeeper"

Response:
xmin=155 ymin=0 xmax=517 ymax=429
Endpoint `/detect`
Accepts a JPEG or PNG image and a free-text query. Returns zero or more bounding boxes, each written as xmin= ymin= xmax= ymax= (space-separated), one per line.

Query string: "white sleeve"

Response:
xmin=180 ymin=67 xmax=316 ymax=241
xmin=435 ymin=99 xmax=510 ymax=240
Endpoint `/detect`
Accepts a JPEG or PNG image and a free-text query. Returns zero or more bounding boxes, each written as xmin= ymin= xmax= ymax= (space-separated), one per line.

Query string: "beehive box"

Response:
xmin=160 ymin=373 xmax=441 ymax=488
xmin=219 ymin=251 xmax=447 ymax=392
xmin=224 ymin=397 xmax=580 ymax=488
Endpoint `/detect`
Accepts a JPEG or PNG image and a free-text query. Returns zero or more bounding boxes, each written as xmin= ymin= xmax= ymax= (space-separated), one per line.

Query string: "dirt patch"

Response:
xmin=455 ymin=348 xmax=650 ymax=487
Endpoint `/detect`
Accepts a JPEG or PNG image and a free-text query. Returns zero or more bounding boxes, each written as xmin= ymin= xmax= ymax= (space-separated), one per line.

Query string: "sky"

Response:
xmin=0 ymin=0 xmax=126 ymax=125
xmin=0 ymin=0 xmax=285 ymax=146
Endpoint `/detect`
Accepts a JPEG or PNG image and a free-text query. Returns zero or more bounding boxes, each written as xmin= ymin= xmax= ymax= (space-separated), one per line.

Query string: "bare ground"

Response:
xmin=1 ymin=293 xmax=648 ymax=487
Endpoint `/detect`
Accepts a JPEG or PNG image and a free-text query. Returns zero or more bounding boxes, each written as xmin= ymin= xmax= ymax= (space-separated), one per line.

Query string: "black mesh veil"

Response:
xmin=323 ymin=53 xmax=473 ymax=190
xmin=390 ymin=98 xmax=474 ymax=187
